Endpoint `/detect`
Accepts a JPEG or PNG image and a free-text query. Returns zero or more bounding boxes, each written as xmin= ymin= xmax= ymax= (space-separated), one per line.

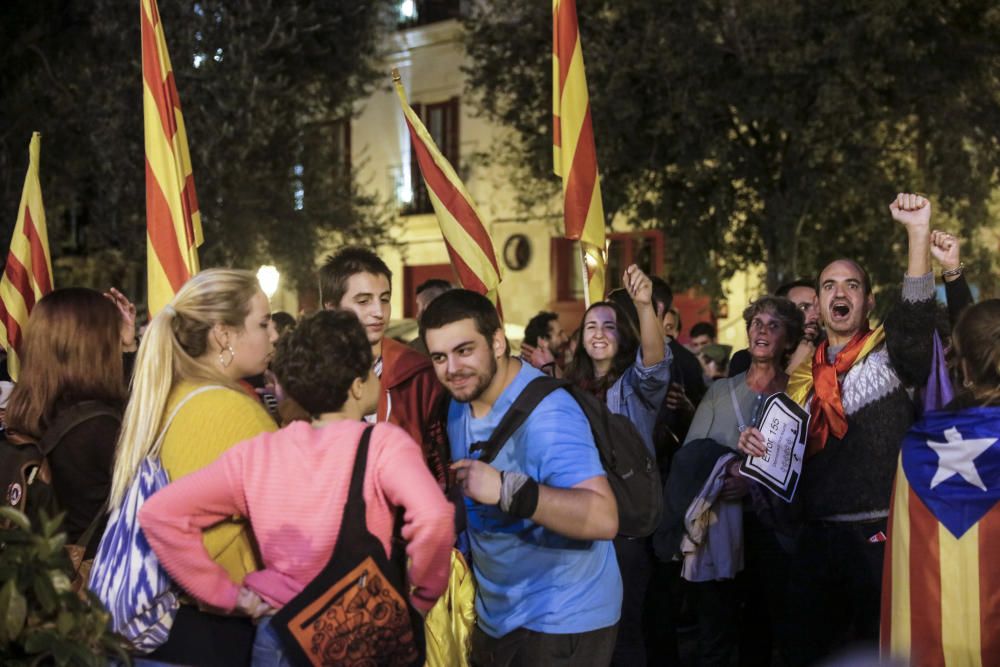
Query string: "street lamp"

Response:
xmin=257 ymin=265 xmax=280 ymax=301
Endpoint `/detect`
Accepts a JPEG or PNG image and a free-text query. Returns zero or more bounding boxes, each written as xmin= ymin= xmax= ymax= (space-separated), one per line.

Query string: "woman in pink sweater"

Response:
xmin=139 ymin=310 xmax=454 ymax=665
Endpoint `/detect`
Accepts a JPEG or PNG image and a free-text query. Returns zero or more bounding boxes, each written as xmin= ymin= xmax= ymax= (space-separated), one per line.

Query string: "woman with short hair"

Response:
xmin=682 ymin=295 xmax=804 ymax=667
xmin=140 ymin=309 xmax=455 ymax=666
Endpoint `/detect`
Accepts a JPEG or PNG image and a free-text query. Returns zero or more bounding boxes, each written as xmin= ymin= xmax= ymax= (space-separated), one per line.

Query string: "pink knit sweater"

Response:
xmin=139 ymin=420 xmax=454 ymax=612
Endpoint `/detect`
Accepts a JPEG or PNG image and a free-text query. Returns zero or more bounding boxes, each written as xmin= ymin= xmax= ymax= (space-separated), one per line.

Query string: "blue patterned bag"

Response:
xmin=88 ymin=385 xmax=225 ymax=654
xmin=88 ymin=456 xmax=178 ymax=653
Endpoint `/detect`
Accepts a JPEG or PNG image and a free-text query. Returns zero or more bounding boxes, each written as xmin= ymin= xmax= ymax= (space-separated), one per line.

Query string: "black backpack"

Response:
xmin=0 ymin=401 xmax=121 ymax=523
xmin=470 ymin=376 xmax=663 ymax=537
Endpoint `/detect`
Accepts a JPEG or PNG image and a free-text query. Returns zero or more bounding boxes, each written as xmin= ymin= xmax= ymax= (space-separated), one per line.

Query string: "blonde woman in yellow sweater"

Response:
xmin=108 ymin=268 xmax=278 ymax=667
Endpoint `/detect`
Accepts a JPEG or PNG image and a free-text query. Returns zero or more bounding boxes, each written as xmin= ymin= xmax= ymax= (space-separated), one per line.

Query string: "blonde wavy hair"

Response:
xmin=108 ymin=268 xmax=261 ymax=509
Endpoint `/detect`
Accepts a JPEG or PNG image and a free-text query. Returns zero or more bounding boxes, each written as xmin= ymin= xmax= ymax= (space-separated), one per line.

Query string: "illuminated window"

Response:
xmin=397 ymin=0 xmax=460 ymax=27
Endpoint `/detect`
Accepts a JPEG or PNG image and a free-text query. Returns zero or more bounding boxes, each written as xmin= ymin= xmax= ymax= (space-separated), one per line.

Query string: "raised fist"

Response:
xmin=889 ymin=192 xmax=931 ymax=229
xmin=930 ymin=230 xmax=960 ymax=272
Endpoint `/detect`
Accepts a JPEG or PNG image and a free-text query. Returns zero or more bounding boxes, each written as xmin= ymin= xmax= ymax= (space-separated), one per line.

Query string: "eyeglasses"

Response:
xmin=749 ymin=319 xmax=784 ymax=333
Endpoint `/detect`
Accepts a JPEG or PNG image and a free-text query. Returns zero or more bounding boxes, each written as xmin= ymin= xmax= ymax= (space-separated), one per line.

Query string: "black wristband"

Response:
xmin=507 ymin=477 xmax=539 ymax=519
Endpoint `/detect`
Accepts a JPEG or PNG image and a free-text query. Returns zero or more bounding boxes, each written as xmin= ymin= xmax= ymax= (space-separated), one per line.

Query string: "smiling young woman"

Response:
xmin=565 ymin=264 xmax=673 ymax=665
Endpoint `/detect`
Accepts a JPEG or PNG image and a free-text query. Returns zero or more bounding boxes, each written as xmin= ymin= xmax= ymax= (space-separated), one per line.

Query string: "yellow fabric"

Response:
xmin=392 ymin=76 xmax=502 ymax=305
xmin=0 ymin=132 xmax=53 ymax=380
xmin=424 ymin=549 xmax=476 ymax=667
xmin=159 ymin=381 xmax=277 ymax=584
xmin=143 ymin=0 xmax=203 ymax=315
xmin=885 ymin=458 xmax=911 ymax=658
xmin=552 ymin=0 xmax=606 ymax=304
xmin=938 ymin=521 xmax=982 ymax=666
xmin=787 ymin=325 xmax=886 ymax=405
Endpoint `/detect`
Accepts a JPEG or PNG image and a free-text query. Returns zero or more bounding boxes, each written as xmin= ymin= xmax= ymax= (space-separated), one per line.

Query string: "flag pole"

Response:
xmin=580 ymin=244 xmax=591 ymax=308
xmin=391 ymin=67 xmax=504 ymax=312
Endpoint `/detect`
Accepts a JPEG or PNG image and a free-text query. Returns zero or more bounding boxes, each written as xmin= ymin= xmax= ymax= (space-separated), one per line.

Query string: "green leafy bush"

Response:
xmin=0 ymin=507 xmax=129 ymax=666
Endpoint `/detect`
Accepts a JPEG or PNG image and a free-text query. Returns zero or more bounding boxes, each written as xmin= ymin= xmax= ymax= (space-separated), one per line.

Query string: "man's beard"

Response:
xmin=447 ymin=355 xmax=498 ymax=403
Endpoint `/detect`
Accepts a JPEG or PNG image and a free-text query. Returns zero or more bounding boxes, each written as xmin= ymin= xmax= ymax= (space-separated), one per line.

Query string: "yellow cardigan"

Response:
xmin=159 ymin=380 xmax=277 ymax=584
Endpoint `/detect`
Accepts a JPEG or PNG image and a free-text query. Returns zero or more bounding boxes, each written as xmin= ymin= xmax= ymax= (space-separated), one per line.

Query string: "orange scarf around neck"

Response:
xmin=807 ymin=329 xmax=879 ymax=458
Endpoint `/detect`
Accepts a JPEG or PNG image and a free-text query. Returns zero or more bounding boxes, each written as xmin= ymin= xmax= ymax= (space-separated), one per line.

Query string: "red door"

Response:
xmin=402 ymin=264 xmax=459 ymax=318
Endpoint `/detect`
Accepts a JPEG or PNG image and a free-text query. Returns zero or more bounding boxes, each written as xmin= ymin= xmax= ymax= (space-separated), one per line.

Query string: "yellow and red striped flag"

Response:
xmin=142 ymin=0 xmax=203 ymax=316
xmin=392 ymin=70 xmax=503 ymax=310
xmin=881 ymin=409 xmax=1000 ymax=666
xmin=0 ymin=132 xmax=54 ymax=381
xmin=553 ymin=0 xmax=605 ymax=305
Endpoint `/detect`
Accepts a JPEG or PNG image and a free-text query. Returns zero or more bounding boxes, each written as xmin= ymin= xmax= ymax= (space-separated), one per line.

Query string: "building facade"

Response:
xmin=322 ymin=2 xmax=757 ymax=350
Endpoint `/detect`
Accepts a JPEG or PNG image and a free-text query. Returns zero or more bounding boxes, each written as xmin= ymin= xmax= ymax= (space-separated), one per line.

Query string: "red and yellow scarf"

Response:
xmin=787 ymin=326 xmax=886 ymax=458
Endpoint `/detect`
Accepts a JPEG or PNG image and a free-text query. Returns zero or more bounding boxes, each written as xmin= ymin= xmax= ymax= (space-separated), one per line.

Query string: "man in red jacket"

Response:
xmin=319 ymin=247 xmax=449 ymax=486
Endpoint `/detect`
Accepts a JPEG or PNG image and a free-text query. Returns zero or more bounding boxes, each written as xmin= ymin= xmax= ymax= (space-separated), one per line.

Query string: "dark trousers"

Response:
xmin=143 ymin=604 xmax=255 ymax=667
xmin=738 ymin=512 xmax=791 ymax=667
xmin=470 ymin=623 xmax=618 ymax=667
xmin=689 ymin=512 xmax=792 ymax=667
xmin=612 ymin=535 xmax=653 ymax=666
xmin=691 ymin=579 xmax=740 ymax=667
xmin=783 ymin=519 xmax=887 ymax=667
xmin=643 ymin=557 xmax=682 ymax=666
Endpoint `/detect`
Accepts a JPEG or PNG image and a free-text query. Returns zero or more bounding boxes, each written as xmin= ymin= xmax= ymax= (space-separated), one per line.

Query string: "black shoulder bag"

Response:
xmin=272 ymin=425 xmax=424 ymax=667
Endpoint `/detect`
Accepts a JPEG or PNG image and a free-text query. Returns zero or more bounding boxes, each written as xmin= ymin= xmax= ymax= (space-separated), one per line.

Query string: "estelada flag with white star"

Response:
xmin=881 ymin=407 xmax=1000 ymax=666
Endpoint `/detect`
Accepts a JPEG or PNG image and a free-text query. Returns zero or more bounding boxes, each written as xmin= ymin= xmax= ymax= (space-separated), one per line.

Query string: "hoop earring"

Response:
xmin=219 ymin=344 xmax=235 ymax=369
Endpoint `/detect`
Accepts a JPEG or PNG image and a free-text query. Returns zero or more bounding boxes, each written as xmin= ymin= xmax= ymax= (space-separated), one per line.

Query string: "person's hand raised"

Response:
xmin=623 ymin=264 xmax=652 ymax=307
xmin=104 ymin=287 xmax=137 ymax=352
xmin=930 ymin=229 xmax=961 ymax=272
xmin=889 ymin=193 xmax=931 ymax=229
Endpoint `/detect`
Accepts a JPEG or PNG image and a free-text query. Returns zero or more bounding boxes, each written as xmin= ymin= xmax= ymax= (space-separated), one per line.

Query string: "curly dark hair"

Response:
xmin=741 ymin=295 xmax=805 ymax=367
xmin=271 ymin=310 xmax=374 ymax=415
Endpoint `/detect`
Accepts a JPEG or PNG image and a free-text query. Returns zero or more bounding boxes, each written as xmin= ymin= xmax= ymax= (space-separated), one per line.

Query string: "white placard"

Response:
xmin=739 ymin=392 xmax=809 ymax=502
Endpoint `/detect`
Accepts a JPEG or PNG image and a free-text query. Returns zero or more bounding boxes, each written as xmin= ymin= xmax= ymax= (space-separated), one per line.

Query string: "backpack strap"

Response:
xmin=470 ymin=376 xmax=568 ymax=464
xmin=74 ymin=504 xmax=105 ymax=554
xmin=32 ymin=402 xmax=122 ymax=552
xmin=38 ymin=401 xmax=122 ymax=457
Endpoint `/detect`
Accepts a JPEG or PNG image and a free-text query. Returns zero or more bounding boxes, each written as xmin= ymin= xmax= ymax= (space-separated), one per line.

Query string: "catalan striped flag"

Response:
xmin=392 ymin=71 xmax=503 ymax=310
xmin=0 ymin=133 xmax=54 ymax=381
xmin=553 ymin=0 xmax=605 ymax=305
xmin=142 ymin=0 xmax=203 ymax=316
xmin=881 ymin=407 xmax=1000 ymax=666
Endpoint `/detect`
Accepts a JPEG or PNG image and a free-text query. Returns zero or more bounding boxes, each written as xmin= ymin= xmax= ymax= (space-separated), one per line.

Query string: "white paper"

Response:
xmin=739 ymin=392 xmax=809 ymax=502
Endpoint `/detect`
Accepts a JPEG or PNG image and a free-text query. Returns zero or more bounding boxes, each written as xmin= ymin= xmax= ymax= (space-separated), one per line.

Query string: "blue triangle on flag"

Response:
xmin=901 ymin=407 xmax=1000 ymax=539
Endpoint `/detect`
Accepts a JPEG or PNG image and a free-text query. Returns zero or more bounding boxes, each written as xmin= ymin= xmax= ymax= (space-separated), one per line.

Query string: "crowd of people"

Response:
xmin=2 ymin=192 xmax=996 ymax=667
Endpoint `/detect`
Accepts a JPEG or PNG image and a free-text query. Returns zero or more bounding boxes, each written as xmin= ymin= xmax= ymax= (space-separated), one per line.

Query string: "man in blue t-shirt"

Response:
xmin=421 ymin=290 xmax=622 ymax=666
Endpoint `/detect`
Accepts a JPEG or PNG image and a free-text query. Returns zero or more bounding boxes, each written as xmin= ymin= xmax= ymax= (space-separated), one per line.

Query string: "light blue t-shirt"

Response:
xmin=448 ymin=362 xmax=623 ymax=638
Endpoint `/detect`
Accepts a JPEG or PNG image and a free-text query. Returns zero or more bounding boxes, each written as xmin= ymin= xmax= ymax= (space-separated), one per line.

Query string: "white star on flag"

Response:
xmin=927 ymin=427 xmax=997 ymax=491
